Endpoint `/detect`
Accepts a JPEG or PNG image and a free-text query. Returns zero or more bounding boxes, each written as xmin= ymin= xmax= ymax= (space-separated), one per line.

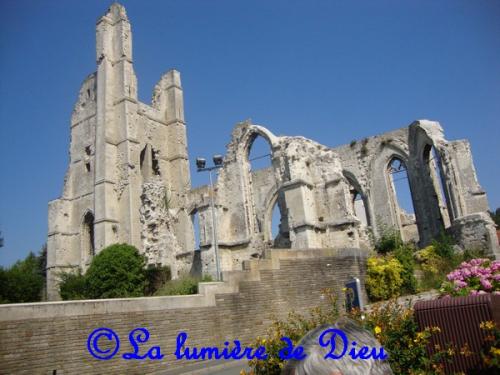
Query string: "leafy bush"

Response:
xmin=375 ymin=227 xmax=402 ymax=254
xmin=83 ymin=243 xmax=146 ymax=299
xmin=415 ymin=245 xmax=442 ymax=275
xmin=242 ymin=291 xmax=448 ymax=375
xmin=414 ymin=245 xmax=450 ymax=290
xmin=394 ymin=244 xmax=417 ymax=295
xmin=154 ymin=274 xmax=199 ymax=296
xmin=144 ymin=265 xmax=171 ymax=295
xmin=59 ymin=269 xmax=88 ymax=300
xmin=0 ymin=251 xmax=45 ymax=303
xmin=366 ymin=256 xmax=404 ymax=301
xmin=154 ymin=273 xmax=215 ymax=296
xmin=431 ymin=232 xmax=455 ymax=258
xmin=350 ymin=301 xmax=445 ymax=374
xmin=242 ymin=289 xmax=340 ymax=375
xmin=479 ymin=320 xmax=500 ymax=370
xmin=440 ymin=258 xmax=500 ymax=297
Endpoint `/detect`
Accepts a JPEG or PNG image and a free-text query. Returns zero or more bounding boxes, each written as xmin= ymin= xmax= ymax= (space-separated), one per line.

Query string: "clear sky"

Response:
xmin=1 ymin=0 xmax=499 ymax=267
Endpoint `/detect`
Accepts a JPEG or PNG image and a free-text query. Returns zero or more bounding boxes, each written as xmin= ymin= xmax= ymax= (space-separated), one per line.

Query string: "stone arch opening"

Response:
xmin=248 ymin=134 xmax=273 ymax=171
xmin=267 ymin=191 xmax=291 ymax=248
xmin=244 ymin=131 xmax=275 ymax=235
xmin=140 ymin=144 xmax=160 ymax=180
xmin=191 ymin=209 xmax=201 ymax=251
xmin=423 ymin=145 xmax=452 ymax=228
xmin=344 ymin=173 xmax=371 ymax=227
xmin=81 ymin=211 xmax=95 ymax=260
xmin=387 ymin=157 xmax=419 ymax=243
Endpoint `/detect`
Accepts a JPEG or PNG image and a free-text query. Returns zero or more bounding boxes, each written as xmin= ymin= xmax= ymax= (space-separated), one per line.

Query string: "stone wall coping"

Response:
xmin=0 ymin=248 xmax=367 ymax=322
xmin=0 ymin=292 xmax=219 ymax=321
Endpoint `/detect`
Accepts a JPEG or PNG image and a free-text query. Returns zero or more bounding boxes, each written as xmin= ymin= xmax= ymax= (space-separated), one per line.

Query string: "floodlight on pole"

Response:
xmin=196 ymin=157 xmax=206 ymax=170
xmin=195 ymin=155 xmax=224 ymax=281
xmin=213 ymin=154 xmax=223 ymax=166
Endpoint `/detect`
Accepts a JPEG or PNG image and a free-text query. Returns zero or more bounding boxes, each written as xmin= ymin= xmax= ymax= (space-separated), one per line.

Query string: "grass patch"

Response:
xmin=154 ymin=274 xmax=213 ymax=296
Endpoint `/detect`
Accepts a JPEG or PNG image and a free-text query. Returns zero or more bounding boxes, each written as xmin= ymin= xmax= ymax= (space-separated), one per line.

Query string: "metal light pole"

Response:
xmin=196 ymin=155 xmax=223 ymax=281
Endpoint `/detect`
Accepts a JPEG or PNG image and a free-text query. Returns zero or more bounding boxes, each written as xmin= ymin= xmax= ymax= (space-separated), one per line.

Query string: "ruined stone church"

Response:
xmin=46 ymin=3 xmax=498 ymax=300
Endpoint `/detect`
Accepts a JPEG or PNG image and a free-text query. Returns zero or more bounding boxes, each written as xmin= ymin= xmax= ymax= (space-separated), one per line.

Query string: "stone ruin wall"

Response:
xmin=46 ymin=3 xmax=499 ymax=300
xmin=1 ymin=249 xmax=367 ymax=374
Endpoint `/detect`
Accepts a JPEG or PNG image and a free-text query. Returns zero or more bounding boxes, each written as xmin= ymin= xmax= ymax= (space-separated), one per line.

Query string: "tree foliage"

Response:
xmin=59 ymin=269 xmax=88 ymax=300
xmin=489 ymin=208 xmax=500 ymax=227
xmin=0 ymin=248 xmax=46 ymax=304
xmin=84 ymin=243 xmax=146 ymax=299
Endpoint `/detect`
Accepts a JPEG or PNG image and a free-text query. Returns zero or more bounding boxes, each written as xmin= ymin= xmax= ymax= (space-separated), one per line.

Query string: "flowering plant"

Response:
xmin=440 ymin=258 xmax=500 ymax=297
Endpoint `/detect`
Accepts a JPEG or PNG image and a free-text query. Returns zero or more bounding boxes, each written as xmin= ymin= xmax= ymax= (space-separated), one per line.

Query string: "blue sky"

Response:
xmin=1 ymin=0 xmax=499 ymax=266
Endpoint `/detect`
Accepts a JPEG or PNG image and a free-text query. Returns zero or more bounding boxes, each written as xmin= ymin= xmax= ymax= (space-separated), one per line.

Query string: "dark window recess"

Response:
xmin=83 ymin=211 xmax=95 ymax=257
xmin=85 ymin=162 xmax=91 ymax=172
xmin=152 ymin=152 xmax=160 ymax=176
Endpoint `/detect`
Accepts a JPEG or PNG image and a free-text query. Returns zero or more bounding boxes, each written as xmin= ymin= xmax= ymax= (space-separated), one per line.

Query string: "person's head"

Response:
xmin=282 ymin=318 xmax=393 ymax=375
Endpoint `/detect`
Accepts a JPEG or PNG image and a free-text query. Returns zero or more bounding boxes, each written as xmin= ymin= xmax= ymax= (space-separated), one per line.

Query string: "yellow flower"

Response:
xmin=431 ymin=326 xmax=441 ymax=333
xmin=374 ymin=326 xmax=382 ymax=335
xmin=342 ymin=287 xmax=348 ymax=292
xmin=490 ymin=347 xmax=500 ymax=356
xmin=480 ymin=321 xmax=496 ymax=330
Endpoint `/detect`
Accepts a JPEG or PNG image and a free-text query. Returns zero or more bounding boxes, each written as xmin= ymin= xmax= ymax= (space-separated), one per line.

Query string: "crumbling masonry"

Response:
xmin=46 ymin=4 xmax=499 ymax=300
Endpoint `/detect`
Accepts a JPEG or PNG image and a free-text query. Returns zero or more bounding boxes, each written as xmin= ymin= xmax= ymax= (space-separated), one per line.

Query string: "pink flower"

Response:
xmin=454 ymin=280 xmax=467 ymax=289
xmin=481 ymin=279 xmax=493 ymax=290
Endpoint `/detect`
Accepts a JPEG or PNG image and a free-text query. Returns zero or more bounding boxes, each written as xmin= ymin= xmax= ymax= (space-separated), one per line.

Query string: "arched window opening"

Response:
xmin=82 ymin=211 xmax=95 ymax=258
xmin=269 ymin=193 xmax=291 ymax=248
xmin=423 ymin=145 xmax=452 ymax=227
xmin=346 ymin=179 xmax=370 ymax=227
xmin=248 ymin=135 xmax=272 ymax=171
xmin=191 ymin=210 xmax=201 ymax=251
xmin=388 ymin=158 xmax=419 ymax=242
xmin=388 ymin=158 xmax=414 ymax=214
xmin=352 ymin=191 xmax=369 ymax=227
xmin=140 ymin=144 xmax=161 ymax=179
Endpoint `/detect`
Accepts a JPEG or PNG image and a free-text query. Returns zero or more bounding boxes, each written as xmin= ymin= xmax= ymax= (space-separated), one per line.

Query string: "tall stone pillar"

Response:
xmin=152 ymin=70 xmax=195 ymax=254
xmin=94 ymin=3 xmax=139 ymax=251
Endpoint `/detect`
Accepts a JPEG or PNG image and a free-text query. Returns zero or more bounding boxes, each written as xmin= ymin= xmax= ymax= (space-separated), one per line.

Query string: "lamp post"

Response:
xmin=196 ymin=155 xmax=224 ymax=281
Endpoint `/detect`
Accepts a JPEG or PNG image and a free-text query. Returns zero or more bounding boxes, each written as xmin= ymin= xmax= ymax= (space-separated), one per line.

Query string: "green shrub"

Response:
xmin=462 ymin=247 xmax=487 ymax=261
xmin=154 ymin=274 xmax=199 ymax=296
xmin=431 ymin=232 xmax=455 ymax=258
xmin=414 ymin=243 xmax=473 ymax=291
xmin=366 ymin=256 xmax=404 ymax=301
xmin=154 ymin=273 xmax=215 ymax=296
xmin=375 ymin=227 xmax=402 ymax=254
xmin=144 ymin=265 xmax=171 ymax=295
xmin=394 ymin=244 xmax=417 ymax=295
xmin=84 ymin=243 xmax=146 ymax=299
xmin=414 ymin=245 xmax=446 ymax=290
xmin=59 ymin=269 xmax=88 ymax=300
xmin=201 ymin=274 xmax=214 ymax=282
